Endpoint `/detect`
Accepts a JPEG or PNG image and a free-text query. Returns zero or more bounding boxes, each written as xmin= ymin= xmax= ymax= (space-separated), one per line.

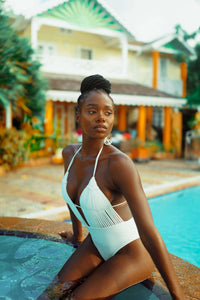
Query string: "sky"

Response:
xmin=4 ymin=0 xmax=200 ymax=43
xmin=106 ymin=0 xmax=200 ymax=42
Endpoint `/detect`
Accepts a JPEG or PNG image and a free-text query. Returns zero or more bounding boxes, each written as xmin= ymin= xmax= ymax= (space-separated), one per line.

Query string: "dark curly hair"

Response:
xmin=76 ymin=74 xmax=113 ymax=112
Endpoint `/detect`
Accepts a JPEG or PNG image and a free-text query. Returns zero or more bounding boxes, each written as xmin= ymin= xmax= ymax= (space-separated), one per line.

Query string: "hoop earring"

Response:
xmin=104 ymin=136 xmax=112 ymax=145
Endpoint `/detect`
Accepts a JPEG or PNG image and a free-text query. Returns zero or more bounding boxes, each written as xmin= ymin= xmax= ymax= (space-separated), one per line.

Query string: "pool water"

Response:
xmin=0 ymin=236 xmax=74 ymax=299
xmin=0 ymin=235 xmax=159 ymax=300
xmin=149 ymin=185 xmax=200 ymax=268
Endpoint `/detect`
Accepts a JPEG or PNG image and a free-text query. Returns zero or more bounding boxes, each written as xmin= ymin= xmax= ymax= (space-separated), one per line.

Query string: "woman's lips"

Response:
xmin=94 ymin=125 xmax=107 ymax=132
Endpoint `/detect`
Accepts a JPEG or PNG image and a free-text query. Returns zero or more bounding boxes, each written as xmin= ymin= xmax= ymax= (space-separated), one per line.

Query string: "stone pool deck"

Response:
xmin=0 ymin=158 xmax=200 ymax=299
xmin=0 ymin=158 xmax=200 ymax=221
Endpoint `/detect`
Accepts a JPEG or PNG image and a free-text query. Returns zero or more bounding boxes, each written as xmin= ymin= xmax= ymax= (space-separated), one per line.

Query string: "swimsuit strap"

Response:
xmin=66 ymin=145 xmax=82 ymax=173
xmin=93 ymin=146 xmax=104 ymax=177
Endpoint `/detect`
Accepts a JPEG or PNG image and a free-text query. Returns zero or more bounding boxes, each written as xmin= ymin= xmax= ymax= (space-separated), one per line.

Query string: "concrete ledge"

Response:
xmin=0 ymin=217 xmax=199 ymax=299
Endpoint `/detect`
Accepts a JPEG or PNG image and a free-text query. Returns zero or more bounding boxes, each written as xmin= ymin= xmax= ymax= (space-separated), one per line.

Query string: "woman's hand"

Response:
xmin=59 ymin=231 xmax=82 ymax=246
xmin=59 ymin=230 xmax=74 ymax=241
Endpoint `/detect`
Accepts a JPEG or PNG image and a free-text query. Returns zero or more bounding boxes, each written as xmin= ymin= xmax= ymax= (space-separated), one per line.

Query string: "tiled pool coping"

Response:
xmin=0 ymin=217 xmax=199 ymax=299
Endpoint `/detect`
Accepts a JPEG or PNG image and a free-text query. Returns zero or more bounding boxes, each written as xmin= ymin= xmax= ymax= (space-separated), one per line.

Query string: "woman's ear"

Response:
xmin=76 ymin=111 xmax=80 ymax=124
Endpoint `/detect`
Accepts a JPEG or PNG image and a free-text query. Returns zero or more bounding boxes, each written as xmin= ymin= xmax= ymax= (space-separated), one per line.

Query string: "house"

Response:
xmin=3 ymin=0 xmax=196 ymax=157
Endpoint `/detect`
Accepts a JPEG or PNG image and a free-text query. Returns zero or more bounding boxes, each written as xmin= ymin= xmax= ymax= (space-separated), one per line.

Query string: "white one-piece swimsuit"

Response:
xmin=61 ymin=146 xmax=140 ymax=261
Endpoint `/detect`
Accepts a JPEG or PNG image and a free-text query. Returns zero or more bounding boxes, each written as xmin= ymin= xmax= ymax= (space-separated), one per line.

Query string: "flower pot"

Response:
xmin=131 ymin=147 xmax=149 ymax=162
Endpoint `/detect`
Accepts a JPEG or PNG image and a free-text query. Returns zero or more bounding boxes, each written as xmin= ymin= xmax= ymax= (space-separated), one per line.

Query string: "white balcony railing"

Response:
xmin=39 ymin=55 xmax=124 ymax=79
xmin=158 ymin=77 xmax=183 ymax=97
xmin=38 ymin=55 xmax=183 ymax=97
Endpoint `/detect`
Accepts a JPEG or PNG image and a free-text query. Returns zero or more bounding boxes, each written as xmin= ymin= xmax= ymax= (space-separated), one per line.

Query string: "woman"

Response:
xmin=38 ymin=74 xmax=185 ymax=299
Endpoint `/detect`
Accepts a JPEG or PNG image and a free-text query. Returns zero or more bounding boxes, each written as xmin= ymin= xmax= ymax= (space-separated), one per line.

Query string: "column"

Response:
xmin=137 ymin=105 xmax=146 ymax=142
xmin=44 ymin=100 xmax=54 ymax=135
xmin=172 ymin=109 xmax=182 ymax=157
xmin=120 ymin=35 xmax=128 ymax=78
xmin=152 ymin=50 xmax=160 ymax=89
xmin=194 ymin=110 xmax=200 ymax=129
xmin=6 ymin=103 xmax=12 ymax=129
xmin=146 ymin=106 xmax=153 ymax=140
xmin=31 ymin=17 xmax=41 ymax=50
xmin=163 ymin=107 xmax=171 ymax=151
xmin=118 ymin=105 xmax=127 ymax=131
xmin=180 ymin=62 xmax=187 ymax=98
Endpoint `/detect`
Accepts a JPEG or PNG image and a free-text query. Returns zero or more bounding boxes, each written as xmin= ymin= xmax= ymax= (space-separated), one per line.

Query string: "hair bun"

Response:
xmin=80 ymin=74 xmax=111 ymax=94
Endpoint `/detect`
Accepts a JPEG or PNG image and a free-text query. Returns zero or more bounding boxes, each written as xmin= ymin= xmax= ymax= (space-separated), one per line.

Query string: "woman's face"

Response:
xmin=77 ymin=91 xmax=114 ymax=140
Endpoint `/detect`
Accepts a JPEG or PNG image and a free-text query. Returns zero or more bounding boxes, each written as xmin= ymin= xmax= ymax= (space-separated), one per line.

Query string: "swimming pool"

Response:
xmin=0 ymin=235 xmax=161 ymax=299
xmin=149 ymin=185 xmax=200 ymax=268
xmin=0 ymin=235 xmax=74 ymax=299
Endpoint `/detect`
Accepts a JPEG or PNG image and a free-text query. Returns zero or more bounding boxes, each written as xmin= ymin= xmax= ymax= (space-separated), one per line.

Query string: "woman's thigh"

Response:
xmin=72 ymin=239 xmax=155 ymax=300
xmin=58 ymin=234 xmax=104 ymax=283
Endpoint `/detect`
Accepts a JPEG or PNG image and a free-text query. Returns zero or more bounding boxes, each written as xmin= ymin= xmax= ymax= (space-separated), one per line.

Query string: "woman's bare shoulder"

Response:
xmin=62 ymin=144 xmax=81 ymax=168
xmin=108 ymin=146 xmax=134 ymax=166
xmin=62 ymin=144 xmax=81 ymax=155
xmin=107 ymin=146 xmax=138 ymax=177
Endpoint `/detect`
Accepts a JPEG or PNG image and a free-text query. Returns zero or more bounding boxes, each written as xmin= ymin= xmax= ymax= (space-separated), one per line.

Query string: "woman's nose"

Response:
xmin=96 ymin=112 xmax=105 ymax=122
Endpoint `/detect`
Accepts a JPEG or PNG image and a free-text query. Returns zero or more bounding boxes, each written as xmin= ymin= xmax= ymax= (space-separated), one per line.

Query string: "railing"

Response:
xmin=39 ymin=55 xmax=124 ymax=79
xmin=132 ymin=74 xmax=183 ymax=98
xmin=38 ymin=55 xmax=183 ymax=97
xmin=158 ymin=78 xmax=183 ymax=97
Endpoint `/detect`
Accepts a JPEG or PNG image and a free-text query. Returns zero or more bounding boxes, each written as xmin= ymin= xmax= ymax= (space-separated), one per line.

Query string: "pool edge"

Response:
xmin=0 ymin=216 xmax=199 ymax=299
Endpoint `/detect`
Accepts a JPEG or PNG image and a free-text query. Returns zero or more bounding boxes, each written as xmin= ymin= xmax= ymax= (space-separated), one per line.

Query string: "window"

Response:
xmin=37 ymin=42 xmax=57 ymax=56
xmin=160 ymin=58 xmax=168 ymax=78
xmin=37 ymin=45 xmax=44 ymax=56
xmin=153 ymin=107 xmax=163 ymax=129
xmin=80 ymin=48 xmax=93 ymax=60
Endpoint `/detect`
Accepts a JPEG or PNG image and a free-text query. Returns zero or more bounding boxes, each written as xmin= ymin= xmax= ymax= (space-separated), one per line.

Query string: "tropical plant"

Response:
xmin=187 ymin=44 xmax=200 ymax=107
xmin=0 ymin=0 xmax=48 ymax=128
xmin=0 ymin=128 xmax=29 ymax=167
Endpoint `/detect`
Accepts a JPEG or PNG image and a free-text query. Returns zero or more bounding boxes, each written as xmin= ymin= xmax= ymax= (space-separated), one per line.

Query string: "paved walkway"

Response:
xmin=0 ymin=159 xmax=200 ymax=221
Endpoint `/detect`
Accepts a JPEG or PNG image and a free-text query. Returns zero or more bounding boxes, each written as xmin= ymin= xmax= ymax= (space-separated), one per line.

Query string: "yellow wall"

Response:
xmin=159 ymin=53 xmax=180 ymax=80
xmin=36 ymin=25 xmax=121 ymax=60
xmin=135 ymin=53 xmax=152 ymax=86
xmin=167 ymin=57 xmax=180 ymax=80
xmin=22 ymin=24 xmax=133 ymax=68
xmin=21 ymin=23 xmax=181 ymax=83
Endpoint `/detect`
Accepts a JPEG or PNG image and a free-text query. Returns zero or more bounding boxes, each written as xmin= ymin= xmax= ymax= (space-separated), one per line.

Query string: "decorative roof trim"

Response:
xmin=96 ymin=0 xmax=135 ymax=38
xmin=21 ymin=0 xmax=134 ymax=39
xmin=47 ymin=90 xmax=186 ymax=108
xmin=140 ymin=33 xmax=196 ymax=58
xmin=34 ymin=16 xmax=125 ymax=38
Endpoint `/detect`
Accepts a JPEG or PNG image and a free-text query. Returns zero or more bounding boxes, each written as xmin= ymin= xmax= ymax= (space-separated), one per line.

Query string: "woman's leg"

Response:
xmin=37 ymin=235 xmax=104 ymax=299
xmin=70 ymin=239 xmax=155 ymax=300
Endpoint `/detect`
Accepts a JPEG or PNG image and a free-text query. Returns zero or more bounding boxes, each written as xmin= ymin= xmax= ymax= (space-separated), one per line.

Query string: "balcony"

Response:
xmin=158 ymin=77 xmax=183 ymax=97
xmin=39 ymin=55 xmax=124 ymax=79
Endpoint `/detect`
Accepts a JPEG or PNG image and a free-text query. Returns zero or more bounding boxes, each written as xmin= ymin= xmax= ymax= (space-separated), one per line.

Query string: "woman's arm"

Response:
xmin=110 ymin=153 xmax=185 ymax=300
xmin=59 ymin=145 xmax=83 ymax=244
xmin=69 ymin=206 xmax=83 ymax=243
xmin=59 ymin=206 xmax=83 ymax=244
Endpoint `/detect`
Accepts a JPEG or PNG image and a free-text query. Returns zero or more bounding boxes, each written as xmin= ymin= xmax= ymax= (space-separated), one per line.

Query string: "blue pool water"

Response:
xmin=0 ymin=236 xmax=74 ymax=299
xmin=0 ymin=235 xmax=159 ymax=300
xmin=149 ymin=185 xmax=200 ymax=268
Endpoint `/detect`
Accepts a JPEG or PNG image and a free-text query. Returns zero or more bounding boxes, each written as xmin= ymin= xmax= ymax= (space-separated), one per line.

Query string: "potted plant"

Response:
xmin=131 ymin=137 xmax=149 ymax=162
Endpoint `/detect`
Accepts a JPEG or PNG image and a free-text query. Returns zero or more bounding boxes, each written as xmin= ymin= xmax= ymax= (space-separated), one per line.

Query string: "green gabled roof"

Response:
xmin=37 ymin=0 xmax=131 ymax=35
xmin=163 ymin=39 xmax=191 ymax=56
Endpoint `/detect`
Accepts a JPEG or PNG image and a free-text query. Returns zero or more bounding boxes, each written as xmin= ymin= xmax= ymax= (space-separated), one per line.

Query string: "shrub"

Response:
xmin=0 ymin=128 xmax=29 ymax=167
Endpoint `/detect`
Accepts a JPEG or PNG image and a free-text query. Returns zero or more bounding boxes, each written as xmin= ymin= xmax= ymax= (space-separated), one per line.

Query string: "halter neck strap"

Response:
xmin=66 ymin=145 xmax=82 ymax=173
xmin=93 ymin=146 xmax=103 ymax=177
xmin=66 ymin=145 xmax=103 ymax=176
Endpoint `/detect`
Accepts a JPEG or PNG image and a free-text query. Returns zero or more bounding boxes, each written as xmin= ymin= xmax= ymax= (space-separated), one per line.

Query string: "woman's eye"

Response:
xmin=88 ymin=110 xmax=96 ymax=114
xmin=105 ymin=111 xmax=112 ymax=116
